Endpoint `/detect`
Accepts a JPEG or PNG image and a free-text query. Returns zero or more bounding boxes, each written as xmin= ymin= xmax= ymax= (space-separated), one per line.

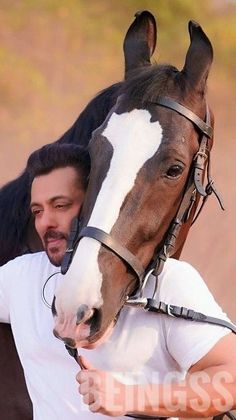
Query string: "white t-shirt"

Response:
xmin=0 ymin=252 xmax=232 ymax=420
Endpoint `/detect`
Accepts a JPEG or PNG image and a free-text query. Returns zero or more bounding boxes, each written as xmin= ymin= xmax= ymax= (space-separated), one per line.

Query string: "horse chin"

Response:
xmin=81 ymin=321 xmax=115 ymax=349
xmin=72 ymin=320 xmax=114 ymax=349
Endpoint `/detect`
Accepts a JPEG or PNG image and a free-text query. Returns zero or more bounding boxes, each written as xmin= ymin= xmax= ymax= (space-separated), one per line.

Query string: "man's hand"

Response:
xmin=76 ymin=334 xmax=236 ymax=418
xmin=76 ymin=356 xmax=128 ymax=417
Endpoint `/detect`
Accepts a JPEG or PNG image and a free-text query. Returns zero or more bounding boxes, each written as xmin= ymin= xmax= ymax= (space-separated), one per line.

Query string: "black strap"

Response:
xmin=65 ymin=345 xmax=78 ymax=360
xmin=61 ymin=217 xmax=81 ymax=275
xmin=213 ymin=413 xmax=236 ymax=420
xmin=79 ymin=226 xmax=145 ymax=283
xmin=156 ymin=97 xmax=213 ymax=138
xmin=145 ymin=299 xmax=236 ymax=334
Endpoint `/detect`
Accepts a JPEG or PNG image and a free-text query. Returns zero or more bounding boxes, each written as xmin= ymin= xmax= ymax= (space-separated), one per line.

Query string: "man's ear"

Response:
xmin=123 ymin=10 xmax=157 ymax=79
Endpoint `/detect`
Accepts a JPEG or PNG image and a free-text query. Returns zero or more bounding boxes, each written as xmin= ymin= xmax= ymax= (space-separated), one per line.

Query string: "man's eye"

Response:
xmin=32 ymin=209 xmax=42 ymax=216
xmin=55 ymin=204 xmax=68 ymax=209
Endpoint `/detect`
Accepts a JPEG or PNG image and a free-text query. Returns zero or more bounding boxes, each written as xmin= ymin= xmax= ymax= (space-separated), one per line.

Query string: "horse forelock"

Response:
xmin=120 ymin=64 xmax=181 ymax=105
xmin=119 ymin=63 xmax=207 ymax=120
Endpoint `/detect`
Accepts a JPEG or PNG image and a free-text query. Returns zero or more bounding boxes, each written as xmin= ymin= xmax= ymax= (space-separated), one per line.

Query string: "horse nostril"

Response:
xmin=51 ymin=296 xmax=57 ymax=317
xmin=76 ymin=304 xmax=90 ymax=324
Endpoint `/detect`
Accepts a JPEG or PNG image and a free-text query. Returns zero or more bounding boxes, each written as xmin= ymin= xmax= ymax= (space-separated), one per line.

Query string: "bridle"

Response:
xmin=62 ymin=97 xmax=231 ymax=420
xmin=61 ymin=96 xmax=224 ymax=301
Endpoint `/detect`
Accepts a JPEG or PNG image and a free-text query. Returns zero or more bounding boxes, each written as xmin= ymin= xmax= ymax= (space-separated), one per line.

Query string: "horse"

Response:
xmin=0 ymin=10 xmax=220 ymax=419
xmin=52 ymin=13 xmax=219 ymax=354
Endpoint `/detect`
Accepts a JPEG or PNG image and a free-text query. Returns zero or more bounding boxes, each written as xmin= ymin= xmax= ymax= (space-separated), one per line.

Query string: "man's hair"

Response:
xmin=26 ymin=143 xmax=90 ymax=189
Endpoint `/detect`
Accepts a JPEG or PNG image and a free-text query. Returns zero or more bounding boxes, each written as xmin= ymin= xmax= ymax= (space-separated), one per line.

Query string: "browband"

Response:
xmin=155 ymin=96 xmax=213 ymax=138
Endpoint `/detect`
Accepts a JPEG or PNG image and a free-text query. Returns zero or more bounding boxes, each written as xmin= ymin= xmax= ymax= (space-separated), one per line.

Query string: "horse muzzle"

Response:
xmin=52 ymin=302 xmax=102 ymax=348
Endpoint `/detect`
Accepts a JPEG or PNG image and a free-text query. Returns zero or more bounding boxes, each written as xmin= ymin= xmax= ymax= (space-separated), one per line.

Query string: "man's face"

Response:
xmin=30 ymin=166 xmax=85 ymax=266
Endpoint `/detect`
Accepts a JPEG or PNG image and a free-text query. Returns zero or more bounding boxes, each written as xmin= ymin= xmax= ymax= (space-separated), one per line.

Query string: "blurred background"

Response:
xmin=0 ymin=0 xmax=235 ymax=318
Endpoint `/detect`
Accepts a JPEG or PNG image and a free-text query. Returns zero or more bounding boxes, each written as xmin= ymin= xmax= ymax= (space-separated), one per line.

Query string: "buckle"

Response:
xmin=166 ymin=304 xmax=175 ymax=317
xmin=194 ymin=151 xmax=208 ymax=161
xmin=125 ymin=297 xmax=148 ymax=308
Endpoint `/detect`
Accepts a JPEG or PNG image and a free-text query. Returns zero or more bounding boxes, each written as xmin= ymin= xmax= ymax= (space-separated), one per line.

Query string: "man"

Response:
xmin=27 ymin=143 xmax=90 ymax=266
xmin=0 ymin=143 xmax=91 ymax=419
xmin=0 ymin=143 xmax=236 ymax=419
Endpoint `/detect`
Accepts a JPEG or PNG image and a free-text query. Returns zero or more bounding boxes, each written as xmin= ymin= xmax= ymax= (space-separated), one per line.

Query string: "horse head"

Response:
xmin=53 ymin=12 xmax=214 ymax=348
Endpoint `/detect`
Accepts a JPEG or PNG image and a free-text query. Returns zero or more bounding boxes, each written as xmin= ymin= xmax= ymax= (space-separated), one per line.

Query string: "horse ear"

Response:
xmin=181 ymin=21 xmax=213 ymax=91
xmin=123 ymin=10 xmax=157 ymax=79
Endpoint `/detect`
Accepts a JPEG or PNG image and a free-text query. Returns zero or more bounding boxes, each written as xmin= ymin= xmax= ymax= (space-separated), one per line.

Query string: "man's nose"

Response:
xmin=39 ymin=210 xmax=58 ymax=231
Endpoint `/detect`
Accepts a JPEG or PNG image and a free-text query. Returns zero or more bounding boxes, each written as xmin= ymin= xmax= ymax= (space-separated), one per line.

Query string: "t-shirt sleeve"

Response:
xmin=0 ymin=261 xmax=12 ymax=323
xmin=158 ymin=260 xmax=233 ymax=372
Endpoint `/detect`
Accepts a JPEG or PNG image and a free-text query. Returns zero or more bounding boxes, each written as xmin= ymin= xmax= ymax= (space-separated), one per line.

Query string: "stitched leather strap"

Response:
xmin=145 ymin=300 xmax=236 ymax=334
xmin=156 ymin=97 xmax=213 ymax=138
xmin=79 ymin=226 xmax=145 ymax=283
xmin=61 ymin=217 xmax=81 ymax=275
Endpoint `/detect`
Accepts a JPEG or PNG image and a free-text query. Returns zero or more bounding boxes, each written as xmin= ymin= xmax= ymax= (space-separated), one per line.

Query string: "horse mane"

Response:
xmin=0 ymin=82 xmax=122 ymax=266
xmin=57 ymin=82 xmax=122 ymax=146
xmin=0 ymin=171 xmax=31 ymax=266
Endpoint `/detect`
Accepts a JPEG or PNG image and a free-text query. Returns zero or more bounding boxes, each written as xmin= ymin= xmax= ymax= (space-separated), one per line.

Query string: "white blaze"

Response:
xmin=55 ymin=109 xmax=163 ymax=313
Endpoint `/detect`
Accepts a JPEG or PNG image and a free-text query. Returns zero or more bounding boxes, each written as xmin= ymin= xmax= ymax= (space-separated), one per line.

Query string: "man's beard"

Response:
xmin=44 ymin=230 xmax=68 ymax=267
xmin=46 ymin=247 xmax=64 ymax=266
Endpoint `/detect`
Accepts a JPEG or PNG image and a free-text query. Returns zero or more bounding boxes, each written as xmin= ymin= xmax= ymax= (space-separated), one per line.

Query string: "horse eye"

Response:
xmin=166 ymin=164 xmax=184 ymax=179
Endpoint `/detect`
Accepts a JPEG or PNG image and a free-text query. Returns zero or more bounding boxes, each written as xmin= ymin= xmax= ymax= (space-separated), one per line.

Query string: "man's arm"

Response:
xmin=77 ymin=333 xmax=236 ymax=417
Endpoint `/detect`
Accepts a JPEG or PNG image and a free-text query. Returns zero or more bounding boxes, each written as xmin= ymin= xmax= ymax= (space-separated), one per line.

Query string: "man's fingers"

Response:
xmin=77 ymin=370 xmax=101 ymax=387
xmin=89 ymin=398 xmax=101 ymax=413
xmin=76 ymin=371 xmax=86 ymax=384
xmin=83 ymin=392 xmax=97 ymax=405
xmin=77 ymin=373 xmax=95 ymax=387
xmin=76 ymin=371 xmax=93 ymax=384
xmin=79 ymin=381 xmax=90 ymax=395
